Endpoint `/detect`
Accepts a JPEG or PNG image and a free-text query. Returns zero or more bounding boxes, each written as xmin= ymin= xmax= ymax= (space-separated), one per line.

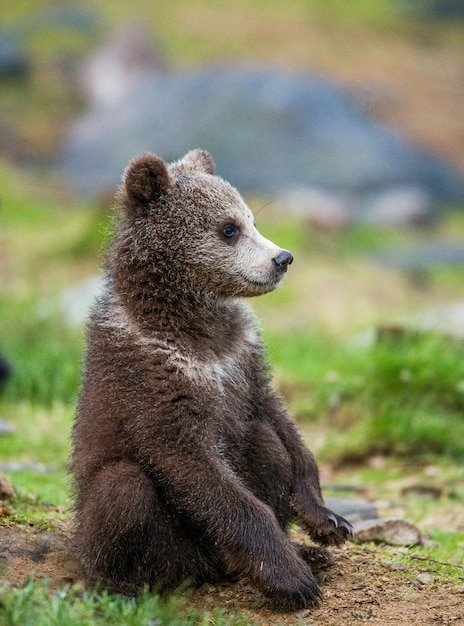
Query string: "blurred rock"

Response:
xmin=57 ymin=65 xmax=464 ymax=220
xmin=60 ymin=274 xmax=103 ymax=327
xmin=405 ymin=0 xmax=464 ymax=20
xmin=0 ymin=421 xmax=14 ymax=437
xmin=0 ymin=462 xmax=49 ymax=473
xmin=404 ymin=301 xmax=464 ymax=337
xmin=276 ymin=188 xmax=352 ymax=229
xmin=38 ymin=5 xmax=100 ymax=33
xmin=360 ymin=186 xmax=433 ymax=225
xmin=277 ymin=185 xmax=434 ymax=227
xmin=373 ymin=242 xmax=464 ymax=270
xmin=78 ymin=23 xmax=167 ymax=107
xmin=0 ymin=30 xmax=29 ymax=78
xmin=325 ymin=497 xmax=378 ymax=523
xmin=354 ymin=518 xmax=423 ymax=546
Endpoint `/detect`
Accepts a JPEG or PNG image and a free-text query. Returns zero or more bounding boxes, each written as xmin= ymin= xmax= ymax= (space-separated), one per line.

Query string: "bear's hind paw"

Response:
xmin=292 ymin=543 xmax=334 ymax=572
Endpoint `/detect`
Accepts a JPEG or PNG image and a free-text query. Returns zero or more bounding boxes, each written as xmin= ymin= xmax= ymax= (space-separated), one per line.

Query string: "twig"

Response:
xmin=409 ymin=554 xmax=464 ymax=570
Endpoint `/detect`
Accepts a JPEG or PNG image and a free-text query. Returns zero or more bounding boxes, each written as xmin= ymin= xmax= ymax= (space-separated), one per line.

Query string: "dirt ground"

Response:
xmin=1 ymin=520 xmax=463 ymax=626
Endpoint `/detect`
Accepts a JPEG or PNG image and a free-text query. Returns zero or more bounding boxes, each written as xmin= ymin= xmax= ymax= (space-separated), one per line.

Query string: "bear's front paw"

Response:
xmin=253 ymin=549 xmax=322 ymax=611
xmin=301 ymin=506 xmax=354 ymax=547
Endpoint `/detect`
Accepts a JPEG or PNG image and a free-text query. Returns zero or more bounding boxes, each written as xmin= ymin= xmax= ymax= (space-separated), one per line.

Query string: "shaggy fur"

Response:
xmin=71 ymin=149 xmax=352 ymax=611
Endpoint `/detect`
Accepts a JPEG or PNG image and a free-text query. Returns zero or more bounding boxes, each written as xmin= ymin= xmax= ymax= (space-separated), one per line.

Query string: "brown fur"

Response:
xmin=70 ymin=150 xmax=352 ymax=611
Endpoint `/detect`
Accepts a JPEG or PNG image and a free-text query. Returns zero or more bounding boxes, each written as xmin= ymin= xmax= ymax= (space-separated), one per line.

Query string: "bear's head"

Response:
xmin=110 ymin=149 xmax=292 ymax=305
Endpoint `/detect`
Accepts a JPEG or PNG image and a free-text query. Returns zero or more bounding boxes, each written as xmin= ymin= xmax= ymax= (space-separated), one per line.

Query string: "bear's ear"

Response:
xmin=123 ymin=153 xmax=171 ymax=205
xmin=177 ymin=149 xmax=216 ymax=175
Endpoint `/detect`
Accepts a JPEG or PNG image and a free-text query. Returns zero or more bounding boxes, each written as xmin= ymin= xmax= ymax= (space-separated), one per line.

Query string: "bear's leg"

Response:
xmin=74 ymin=461 xmax=225 ymax=595
xmin=243 ymin=424 xmax=336 ymax=575
xmin=242 ymin=421 xmax=294 ymax=528
xmin=258 ymin=391 xmax=353 ymax=546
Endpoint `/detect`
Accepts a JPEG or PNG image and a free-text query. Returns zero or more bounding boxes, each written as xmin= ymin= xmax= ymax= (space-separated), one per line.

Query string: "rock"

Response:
xmin=60 ymin=274 xmax=103 ymax=326
xmin=416 ymin=573 xmax=434 ymax=585
xmin=56 ymin=65 xmax=464 ymax=217
xmin=402 ymin=301 xmax=464 ymax=338
xmin=0 ymin=30 xmax=29 ymax=78
xmin=0 ymin=420 xmax=15 ymax=436
xmin=360 ymin=186 xmax=433 ymax=225
xmin=276 ymin=187 xmax=352 ymax=229
xmin=0 ymin=462 xmax=49 ymax=473
xmin=354 ymin=518 xmax=423 ymax=546
xmin=325 ymin=497 xmax=378 ymax=523
xmin=278 ymin=184 xmax=434 ymax=228
xmin=78 ymin=23 xmax=167 ymax=107
xmin=38 ymin=5 xmax=100 ymax=33
xmin=0 ymin=7 xmax=98 ymax=82
xmin=373 ymin=243 xmax=464 ymax=270
xmin=405 ymin=0 xmax=464 ymax=20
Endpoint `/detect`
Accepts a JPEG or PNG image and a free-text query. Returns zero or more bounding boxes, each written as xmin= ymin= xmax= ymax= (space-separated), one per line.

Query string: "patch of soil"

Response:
xmin=191 ymin=544 xmax=464 ymax=625
xmin=0 ymin=521 xmax=81 ymax=589
xmin=1 ymin=521 xmax=463 ymax=625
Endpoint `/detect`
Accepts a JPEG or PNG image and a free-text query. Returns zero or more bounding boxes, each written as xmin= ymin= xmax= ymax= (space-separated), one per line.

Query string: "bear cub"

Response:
xmin=71 ymin=149 xmax=353 ymax=611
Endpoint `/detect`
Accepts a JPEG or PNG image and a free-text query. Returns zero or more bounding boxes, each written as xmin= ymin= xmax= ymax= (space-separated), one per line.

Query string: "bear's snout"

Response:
xmin=272 ymin=250 xmax=293 ymax=272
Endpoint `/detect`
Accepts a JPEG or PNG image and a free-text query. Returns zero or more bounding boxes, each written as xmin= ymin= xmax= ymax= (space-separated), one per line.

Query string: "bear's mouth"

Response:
xmin=241 ymin=272 xmax=283 ymax=291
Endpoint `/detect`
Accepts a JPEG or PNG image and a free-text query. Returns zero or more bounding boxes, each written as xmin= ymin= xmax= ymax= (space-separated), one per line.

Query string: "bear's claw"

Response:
xmin=328 ymin=513 xmax=354 ymax=537
xmin=300 ymin=506 xmax=354 ymax=546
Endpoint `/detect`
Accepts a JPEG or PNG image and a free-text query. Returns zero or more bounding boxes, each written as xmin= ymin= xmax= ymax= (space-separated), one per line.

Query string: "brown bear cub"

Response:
xmin=71 ymin=149 xmax=353 ymax=611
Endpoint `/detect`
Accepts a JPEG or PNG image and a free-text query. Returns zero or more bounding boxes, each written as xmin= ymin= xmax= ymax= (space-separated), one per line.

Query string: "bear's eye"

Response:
xmin=221 ymin=223 xmax=240 ymax=241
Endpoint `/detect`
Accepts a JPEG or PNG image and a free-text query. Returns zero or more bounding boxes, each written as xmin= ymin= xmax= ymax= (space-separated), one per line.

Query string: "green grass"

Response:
xmin=264 ymin=326 xmax=464 ymax=461
xmin=0 ymin=579 xmax=252 ymax=626
xmin=378 ymin=532 xmax=464 ymax=584
xmin=351 ymin=331 xmax=464 ymax=459
xmin=0 ymin=308 xmax=82 ymax=407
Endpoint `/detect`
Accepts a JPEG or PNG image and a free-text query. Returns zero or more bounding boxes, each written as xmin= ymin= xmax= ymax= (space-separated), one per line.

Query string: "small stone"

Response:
xmin=416 ymin=573 xmax=434 ymax=585
xmin=390 ymin=562 xmax=408 ymax=571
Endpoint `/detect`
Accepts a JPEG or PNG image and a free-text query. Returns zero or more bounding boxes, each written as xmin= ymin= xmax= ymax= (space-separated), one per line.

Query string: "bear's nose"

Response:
xmin=272 ymin=250 xmax=293 ymax=272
